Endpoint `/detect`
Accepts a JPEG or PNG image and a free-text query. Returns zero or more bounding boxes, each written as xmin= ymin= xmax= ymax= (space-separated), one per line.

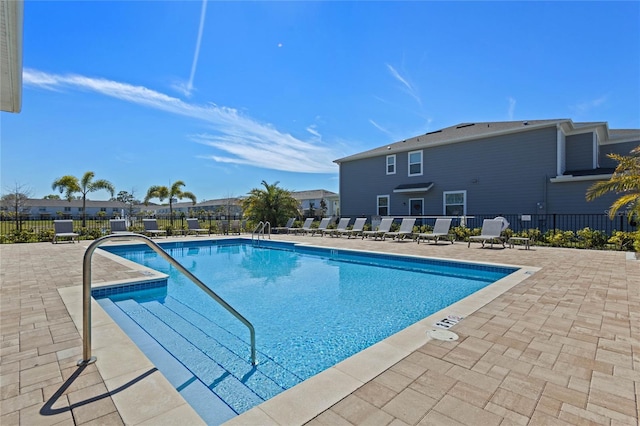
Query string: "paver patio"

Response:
xmin=1 ymin=235 xmax=638 ymax=425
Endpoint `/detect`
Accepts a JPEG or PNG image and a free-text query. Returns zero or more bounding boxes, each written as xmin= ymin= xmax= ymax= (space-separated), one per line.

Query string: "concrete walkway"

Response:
xmin=1 ymin=235 xmax=638 ymax=425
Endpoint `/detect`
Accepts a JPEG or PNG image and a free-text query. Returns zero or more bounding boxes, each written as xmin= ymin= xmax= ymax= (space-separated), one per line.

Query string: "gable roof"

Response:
xmin=334 ymin=119 xmax=639 ymax=163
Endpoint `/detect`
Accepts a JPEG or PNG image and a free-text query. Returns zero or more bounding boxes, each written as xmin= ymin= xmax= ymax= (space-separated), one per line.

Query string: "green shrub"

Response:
xmin=450 ymin=226 xmax=472 ymax=241
xmin=544 ymin=229 xmax=576 ymax=247
xmin=608 ymin=231 xmax=637 ymax=251
xmin=577 ymin=227 xmax=608 ymax=249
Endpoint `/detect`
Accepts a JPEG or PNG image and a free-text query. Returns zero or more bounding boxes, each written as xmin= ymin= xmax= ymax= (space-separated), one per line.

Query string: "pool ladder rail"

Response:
xmin=252 ymin=221 xmax=271 ymax=241
xmin=78 ymin=233 xmax=258 ymax=366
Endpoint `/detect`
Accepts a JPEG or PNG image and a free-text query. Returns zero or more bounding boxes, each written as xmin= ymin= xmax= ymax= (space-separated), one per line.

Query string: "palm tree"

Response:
xmin=52 ymin=171 xmax=115 ymax=227
xmin=586 ymin=145 xmax=640 ymax=223
xmin=144 ymin=181 xmax=197 ymax=226
xmin=242 ymin=180 xmax=301 ymax=227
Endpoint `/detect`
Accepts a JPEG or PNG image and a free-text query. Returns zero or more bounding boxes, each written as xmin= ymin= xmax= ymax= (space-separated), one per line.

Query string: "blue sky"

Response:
xmin=2 ymin=1 xmax=639 ymax=201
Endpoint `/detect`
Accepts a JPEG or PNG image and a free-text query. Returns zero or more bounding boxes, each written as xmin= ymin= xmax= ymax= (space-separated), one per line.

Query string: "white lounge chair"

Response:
xmin=143 ymin=219 xmax=167 ymax=238
xmin=310 ymin=217 xmax=332 ymax=236
xmin=383 ymin=218 xmax=416 ymax=241
xmin=323 ymin=217 xmax=351 ymax=237
xmin=273 ymin=217 xmax=295 ymax=234
xmin=336 ymin=217 xmax=367 ymax=238
xmin=109 ymin=219 xmax=129 ymax=234
xmin=52 ymin=220 xmax=79 ymax=244
xmin=361 ymin=217 xmax=394 ymax=240
xmin=467 ymin=219 xmax=506 ymax=248
xmin=187 ymin=218 xmax=209 ymax=236
xmin=290 ymin=218 xmax=314 ymax=234
xmin=416 ymin=218 xmax=453 ymax=244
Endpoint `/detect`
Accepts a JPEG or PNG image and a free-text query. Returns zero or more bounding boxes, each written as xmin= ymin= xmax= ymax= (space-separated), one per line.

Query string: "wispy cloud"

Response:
xmin=369 ymin=119 xmax=394 ymax=138
xmin=507 ymin=97 xmax=516 ymax=120
xmin=386 ymin=63 xmax=421 ymax=105
xmin=23 ymin=68 xmax=340 ymax=173
xmin=571 ymin=94 xmax=608 ymax=115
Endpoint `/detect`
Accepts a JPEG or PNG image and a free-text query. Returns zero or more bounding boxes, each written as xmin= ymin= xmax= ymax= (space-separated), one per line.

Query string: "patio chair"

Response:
xmin=416 ymin=218 xmax=453 ymax=244
xmin=52 ymin=220 xmax=79 ymax=244
xmin=323 ymin=217 xmax=351 ymax=237
xmin=361 ymin=217 xmax=394 ymax=240
xmin=336 ymin=217 xmax=367 ymax=238
xmin=289 ymin=218 xmax=314 ymax=235
xmin=187 ymin=218 xmax=209 ymax=236
xmin=109 ymin=219 xmax=129 ymax=234
xmin=142 ymin=219 xmax=167 ymax=238
xmin=273 ymin=217 xmax=295 ymax=234
xmin=467 ymin=219 xmax=506 ymax=248
xmin=383 ymin=217 xmax=416 ymax=241
xmin=310 ymin=217 xmax=332 ymax=236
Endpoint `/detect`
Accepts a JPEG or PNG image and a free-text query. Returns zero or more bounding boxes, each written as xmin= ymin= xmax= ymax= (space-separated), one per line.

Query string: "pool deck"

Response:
xmin=1 ymin=234 xmax=638 ymax=425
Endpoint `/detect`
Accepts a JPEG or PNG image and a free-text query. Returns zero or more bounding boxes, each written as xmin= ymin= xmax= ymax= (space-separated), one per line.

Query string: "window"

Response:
xmin=408 ymin=150 xmax=423 ymax=176
xmin=386 ymin=154 xmax=396 ymax=175
xmin=64 ymin=207 xmax=71 ymax=212
xmin=443 ymin=191 xmax=466 ymax=216
xmin=112 ymin=208 xmax=119 ymax=212
xmin=100 ymin=207 xmax=107 ymax=212
xmin=377 ymin=195 xmax=389 ymax=216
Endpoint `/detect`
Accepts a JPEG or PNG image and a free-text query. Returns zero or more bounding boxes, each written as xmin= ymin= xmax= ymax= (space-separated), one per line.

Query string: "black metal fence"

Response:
xmin=0 ymin=213 xmax=636 ymax=246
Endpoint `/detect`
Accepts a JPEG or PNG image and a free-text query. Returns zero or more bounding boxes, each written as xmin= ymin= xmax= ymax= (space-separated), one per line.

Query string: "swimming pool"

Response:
xmin=97 ymin=239 xmax=517 ymax=424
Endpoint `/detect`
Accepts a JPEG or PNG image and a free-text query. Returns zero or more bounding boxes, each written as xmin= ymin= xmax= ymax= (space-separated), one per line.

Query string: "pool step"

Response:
xmin=106 ymin=297 xmax=300 ymax=416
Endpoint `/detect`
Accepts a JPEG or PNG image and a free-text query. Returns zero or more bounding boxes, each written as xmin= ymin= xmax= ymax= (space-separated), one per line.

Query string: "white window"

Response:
xmin=64 ymin=207 xmax=71 ymax=212
xmin=377 ymin=195 xmax=389 ymax=216
xmin=408 ymin=150 xmax=423 ymax=176
xmin=386 ymin=154 xmax=396 ymax=175
xmin=443 ymin=191 xmax=466 ymax=216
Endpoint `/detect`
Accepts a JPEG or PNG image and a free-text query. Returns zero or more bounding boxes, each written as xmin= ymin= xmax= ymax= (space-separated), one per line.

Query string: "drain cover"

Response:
xmin=428 ymin=329 xmax=459 ymax=341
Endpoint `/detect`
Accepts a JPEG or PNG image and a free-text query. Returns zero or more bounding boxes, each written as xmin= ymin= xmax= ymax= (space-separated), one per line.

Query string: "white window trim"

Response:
xmin=377 ymin=195 xmax=390 ymax=216
xmin=408 ymin=150 xmax=423 ymax=177
xmin=409 ymin=198 xmax=424 ymax=215
xmin=386 ymin=154 xmax=396 ymax=175
xmin=443 ymin=190 xmax=467 ymax=216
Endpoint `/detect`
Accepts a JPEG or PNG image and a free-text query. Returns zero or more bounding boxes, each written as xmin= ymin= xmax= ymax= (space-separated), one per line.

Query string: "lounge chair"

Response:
xmin=109 ymin=219 xmax=129 ymax=234
xmin=383 ymin=217 xmax=416 ymax=241
xmin=273 ymin=218 xmax=295 ymax=234
xmin=336 ymin=217 xmax=367 ymax=238
xmin=467 ymin=219 xmax=506 ymax=248
xmin=323 ymin=217 xmax=351 ymax=237
xmin=416 ymin=218 xmax=453 ymax=244
xmin=142 ymin=219 xmax=167 ymax=238
xmin=52 ymin=220 xmax=79 ymax=244
xmin=187 ymin=218 xmax=209 ymax=236
xmin=289 ymin=218 xmax=314 ymax=234
xmin=361 ymin=217 xmax=394 ymax=240
xmin=310 ymin=217 xmax=332 ymax=236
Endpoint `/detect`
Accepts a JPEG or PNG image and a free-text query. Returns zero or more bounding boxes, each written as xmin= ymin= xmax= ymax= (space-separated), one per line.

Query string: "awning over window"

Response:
xmin=393 ymin=182 xmax=434 ymax=193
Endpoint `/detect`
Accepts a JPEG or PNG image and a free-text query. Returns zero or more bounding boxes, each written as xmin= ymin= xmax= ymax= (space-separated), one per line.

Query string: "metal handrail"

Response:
xmin=78 ymin=233 xmax=257 ymax=366
xmin=251 ymin=221 xmax=270 ymax=241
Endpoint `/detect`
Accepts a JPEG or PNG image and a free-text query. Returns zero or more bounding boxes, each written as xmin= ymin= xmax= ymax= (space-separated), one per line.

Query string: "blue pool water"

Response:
xmin=98 ymin=239 xmax=516 ymax=423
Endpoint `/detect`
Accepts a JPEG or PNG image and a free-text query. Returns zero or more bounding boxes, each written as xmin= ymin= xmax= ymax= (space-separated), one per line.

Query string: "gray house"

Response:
xmin=335 ymin=119 xmax=639 ymax=231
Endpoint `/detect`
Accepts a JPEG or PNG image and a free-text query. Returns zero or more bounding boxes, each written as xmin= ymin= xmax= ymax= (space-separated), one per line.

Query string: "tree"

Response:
xmin=586 ymin=145 xmax=640 ymax=223
xmin=242 ymin=181 xmax=300 ymax=227
xmin=116 ymin=189 xmax=140 ymax=218
xmin=1 ymin=183 xmax=32 ymax=231
xmin=52 ymin=171 xmax=115 ymax=227
xmin=43 ymin=194 xmax=61 ymax=200
xmin=144 ymin=181 xmax=196 ymax=226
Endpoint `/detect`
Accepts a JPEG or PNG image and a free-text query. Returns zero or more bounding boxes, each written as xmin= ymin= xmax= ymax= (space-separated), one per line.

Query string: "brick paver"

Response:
xmin=1 ymin=236 xmax=638 ymax=425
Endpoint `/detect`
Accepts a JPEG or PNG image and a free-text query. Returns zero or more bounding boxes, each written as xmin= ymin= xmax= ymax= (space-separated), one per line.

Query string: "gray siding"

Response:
xmin=547 ymin=180 xmax=619 ymax=214
xmin=599 ymin=141 xmax=639 ymax=168
xmin=566 ymin=133 xmax=594 ymax=171
xmin=340 ymin=127 xmax=561 ymax=217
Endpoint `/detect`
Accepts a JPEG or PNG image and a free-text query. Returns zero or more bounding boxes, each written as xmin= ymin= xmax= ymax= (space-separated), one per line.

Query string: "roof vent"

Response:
xmin=456 ymin=123 xmax=475 ymax=129
xmin=523 ymin=121 xmax=529 ymax=125
xmin=426 ymin=130 xmax=442 ymax=135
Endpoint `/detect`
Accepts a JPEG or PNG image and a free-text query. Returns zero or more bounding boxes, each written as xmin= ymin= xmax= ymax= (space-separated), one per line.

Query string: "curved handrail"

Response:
xmin=251 ymin=221 xmax=271 ymax=241
xmin=78 ymin=233 xmax=257 ymax=366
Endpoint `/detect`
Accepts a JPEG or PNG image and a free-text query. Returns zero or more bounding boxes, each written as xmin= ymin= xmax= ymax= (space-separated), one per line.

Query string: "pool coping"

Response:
xmin=58 ymin=237 xmax=539 ymax=425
